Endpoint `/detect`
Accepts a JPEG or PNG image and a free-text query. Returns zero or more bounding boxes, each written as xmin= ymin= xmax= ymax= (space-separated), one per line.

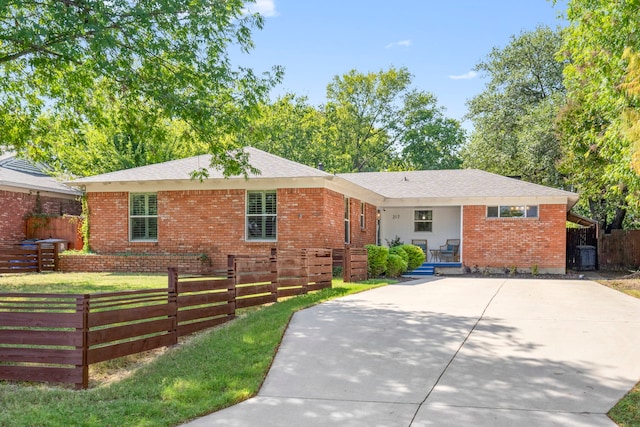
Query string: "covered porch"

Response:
xmin=377 ymin=205 xmax=462 ymax=275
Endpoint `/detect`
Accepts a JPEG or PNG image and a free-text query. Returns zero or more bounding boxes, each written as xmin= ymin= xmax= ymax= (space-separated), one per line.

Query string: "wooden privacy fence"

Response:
xmin=26 ymin=216 xmax=84 ymax=251
xmin=0 ymin=248 xmax=335 ymax=389
xmin=0 ymin=243 xmax=60 ymax=273
xmin=598 ymin=230 xmax=640 ymax=270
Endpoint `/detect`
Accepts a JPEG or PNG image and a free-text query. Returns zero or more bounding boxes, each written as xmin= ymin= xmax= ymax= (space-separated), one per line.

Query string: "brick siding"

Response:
xmin=79 ymin=187 xmax=376 ymax=273
xmin=462 ymin=204 xmax=567 ymax=273
xmin=0 ymin=190 xmax=81 ymax=249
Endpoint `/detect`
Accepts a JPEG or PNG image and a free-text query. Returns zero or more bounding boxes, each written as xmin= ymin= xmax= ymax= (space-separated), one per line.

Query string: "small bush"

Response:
xmin=400 ymin=244 xmax=426 ymax=271
xmin=386 ymin=254 xmax=408 ymax=278
xmin=389 ymin=246 xmax=409 ymax=264
xmin=366 ymin=244 xmax=388 ymax=277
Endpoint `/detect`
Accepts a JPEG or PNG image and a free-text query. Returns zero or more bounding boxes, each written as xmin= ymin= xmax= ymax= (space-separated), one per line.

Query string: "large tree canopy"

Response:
xmin=238 ymin=68 xmax=465 ymax=173
xmin=0 ymin=0 xmax=282 ymax=175
xmin=462 ymin=26 xmax=565 ymax=187
xmin=322 ymin=67 xmax=465 ymax=172
xmin=557 ymin=0 xmax=640 ymax=231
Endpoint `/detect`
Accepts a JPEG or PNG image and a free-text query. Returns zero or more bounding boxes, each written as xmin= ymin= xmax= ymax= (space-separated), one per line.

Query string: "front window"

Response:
xmin=130 ymin=193 xmax=158 ymax=241
xmin=246 ymin=191 xmax=277 ymax=240
xmin=414 ymin=210 xmax=433 ymax=232
xmin=487 ymin=205 xmax=539 ymax=218
xmin=360 ymin=202 xmax=366 ymax=229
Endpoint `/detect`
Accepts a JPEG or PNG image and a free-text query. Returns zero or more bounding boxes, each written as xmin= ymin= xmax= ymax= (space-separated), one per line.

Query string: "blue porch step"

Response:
xmin=406 ymin=262 xmax=462 ymax=276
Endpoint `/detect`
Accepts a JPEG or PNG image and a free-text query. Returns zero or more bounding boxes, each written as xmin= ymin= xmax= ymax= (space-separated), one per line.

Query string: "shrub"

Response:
xmin=385 ymin=235 xmax=404 ymax=247
xmin=389 ymin=246 xmax=408 ymax=264
xmin=366 ymin=244 xmax=388 ymax=277
xmin=400 ymin=244 xmax=426 ymax=271
xmin=386 ymin=254 xmax=408 ymax=278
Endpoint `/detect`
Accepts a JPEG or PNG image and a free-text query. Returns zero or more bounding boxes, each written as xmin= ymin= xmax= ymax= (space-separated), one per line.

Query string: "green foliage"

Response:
xmin=389 ymin=246 xmax=409 ymax=264
xmin=366 ymin=244 xmax=389 ymax=277
xmin=386 ymin=253 xmax=408 ymax=278
xmin=0 ymin=0 xmax=282 ymax=176
xmin=558 ymin=0 xmax=640 ymax=231
xmin=463 ymin=26 xmax=565 ymax=188
xmin=321 ymin=67 xmax=465 ymax=172
xmin=400 ymin=244 xmax=426 ymax=271
xmin=385 ymin=235 xmax=404 ymax=247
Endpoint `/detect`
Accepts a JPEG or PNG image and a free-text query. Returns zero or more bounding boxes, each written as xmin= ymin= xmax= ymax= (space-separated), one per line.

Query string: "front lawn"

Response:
xmin=0 ymin=273 xmax=390 ymax=426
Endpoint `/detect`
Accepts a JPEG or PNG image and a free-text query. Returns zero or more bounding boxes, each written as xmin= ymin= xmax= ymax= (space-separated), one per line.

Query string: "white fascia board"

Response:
xmin=0 ymin=183 xmax=81 ymax=199
xmin=79 ymin=176 xmax=332 ymax=193
xmin=379 ymin=195 xmax=576 ymax=209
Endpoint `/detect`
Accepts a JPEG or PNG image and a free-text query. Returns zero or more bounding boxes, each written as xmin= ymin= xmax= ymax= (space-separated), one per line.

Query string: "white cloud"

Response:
xmin=385 ymin=39 xmax=412 ymax=49
xmin=244 ymin=0 xmax=278 ymax=17
xmin=448 ymin=71 xmax=478 ymax=80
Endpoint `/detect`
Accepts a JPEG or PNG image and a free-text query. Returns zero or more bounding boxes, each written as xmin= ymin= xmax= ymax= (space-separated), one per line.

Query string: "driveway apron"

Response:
xmin=183 ymin=278 xmax=640 ymax=426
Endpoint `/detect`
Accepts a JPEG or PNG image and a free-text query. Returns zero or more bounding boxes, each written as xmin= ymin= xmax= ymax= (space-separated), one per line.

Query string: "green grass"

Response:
xmin=600 ymin=277 xmax=640 ymax=426
xmin=0 ymin=273 xmax=390 ymax=426
xmin=0 ymin=272 xmax=168 ymax=293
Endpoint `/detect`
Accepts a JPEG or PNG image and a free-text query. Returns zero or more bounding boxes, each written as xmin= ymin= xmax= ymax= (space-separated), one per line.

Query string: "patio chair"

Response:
xmin=439 ymin=239 xmax=460 ymax=262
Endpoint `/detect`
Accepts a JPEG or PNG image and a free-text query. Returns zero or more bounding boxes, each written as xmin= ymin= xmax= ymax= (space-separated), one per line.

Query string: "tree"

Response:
xmin=557 ymin=0 xmax=640 ymax=231
xmin=322 ymin=67 xmax=464 ymax=172
xmin=462 ymin=26 xmax=565 ymax=187
xmin=0 ymin=0 xmax=282 ymax=175
xmin=237 ymin=94 xmax=330 ymax=169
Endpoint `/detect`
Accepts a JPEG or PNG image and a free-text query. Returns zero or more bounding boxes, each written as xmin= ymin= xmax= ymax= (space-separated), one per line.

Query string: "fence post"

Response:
xmin=344 ymin=247 xmax=352 ymax=283
xmin=36 ymin=242 xmax=43 ymax=273
xmin=77 ymin=294 xmax=89 ymax=390
xmin=227 ymin=255 xmax=237 ymax=318
xmin=167 ymin=267 xmax=179 ymax=343
xmin=53 ymin=243 xmax=60 ymax=271
xmin=269 ymin=250 xmax=278 ymax=302
xmin=302 ymin=249 xmax=309 ymax=294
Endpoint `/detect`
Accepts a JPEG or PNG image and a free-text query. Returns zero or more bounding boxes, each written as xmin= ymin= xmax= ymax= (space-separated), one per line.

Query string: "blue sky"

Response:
xmin=238 ymin=0 xmax=567 ymax=129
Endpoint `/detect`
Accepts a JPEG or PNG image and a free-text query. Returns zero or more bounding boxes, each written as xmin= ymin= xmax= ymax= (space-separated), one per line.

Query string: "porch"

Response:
xmin=407 ymin=261 xmax=463 ymax=276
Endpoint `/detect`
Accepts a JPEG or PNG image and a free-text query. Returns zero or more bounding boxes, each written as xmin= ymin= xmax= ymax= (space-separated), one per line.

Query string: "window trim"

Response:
xmin=487 ymin=205 xmax=539 ymax=218
xmin=344 ymin=197 xmax=350 ymax=244
xmin=246 ymin=190 xmax=277 ymax=241
xmin=360 ymin=202 xmax=366 ymax=230
xmin=129 ymin=192 xmax=158 ymax=242
xmin=414 ymin=209 xmax=433 ymax=233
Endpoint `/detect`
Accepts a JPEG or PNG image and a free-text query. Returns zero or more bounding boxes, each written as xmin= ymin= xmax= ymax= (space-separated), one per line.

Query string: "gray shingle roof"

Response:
xmin=0 ymin=153 xmax=81 ymax=196
xmin=337 ymin=169 xmax=578 ymax=200
xmin=70 ymin=147 xmax=330 ymax=184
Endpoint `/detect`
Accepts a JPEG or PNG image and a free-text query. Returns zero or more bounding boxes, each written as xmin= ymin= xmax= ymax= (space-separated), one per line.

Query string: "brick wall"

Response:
xmin=60 ymin=253 xmax=208 ymax=274
xmin=462 ymin=204 xmax=567 ymax=274
xmin=79 ymin=187 xmax=376 ymax=273
xmin=0 ymin=190 xmax=81 ymax=249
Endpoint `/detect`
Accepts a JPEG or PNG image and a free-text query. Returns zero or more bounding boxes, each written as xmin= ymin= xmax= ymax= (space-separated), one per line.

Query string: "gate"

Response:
xmin=566 ymin=227 xmax=597 ymax=270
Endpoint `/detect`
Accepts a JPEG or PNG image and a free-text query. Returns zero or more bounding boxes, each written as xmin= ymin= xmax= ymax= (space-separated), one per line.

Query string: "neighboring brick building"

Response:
xmin=0 ymin=153 xmax=81 ymax=249
xmin=68 ymin=148 xmax=579 ymax=274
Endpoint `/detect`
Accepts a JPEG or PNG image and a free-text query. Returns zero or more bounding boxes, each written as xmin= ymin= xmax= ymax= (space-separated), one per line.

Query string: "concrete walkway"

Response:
xmin=183 ymin=277 xmax=640 ymax=426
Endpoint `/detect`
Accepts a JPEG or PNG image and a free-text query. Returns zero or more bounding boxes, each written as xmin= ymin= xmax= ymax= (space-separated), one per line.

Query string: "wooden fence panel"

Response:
xmin=276 ymin=249 xmax=308 ymax=298
xmin=343 ymin=247 xmax=368 ymax=283
xmin=598 ymin=230 xmax=640 ymax=270
xmin=26 ymin=216 xmax=84 ymax=250
xmin=0 ymin=293 xmax=86 ymax=388
xmin=307 ymin=249 xmax=333 ymax=291
xmin=230 ymin=255 xmax=277 ymax=308
xmin=171 ymin=268 xmax=236 ymax=337
xmin=0 ymin=244 xmax=59 ymax=273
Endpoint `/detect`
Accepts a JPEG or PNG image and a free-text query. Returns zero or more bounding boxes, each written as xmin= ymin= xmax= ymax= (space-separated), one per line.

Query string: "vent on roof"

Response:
xmin=318 ymin=162 xmax=324 ymax=171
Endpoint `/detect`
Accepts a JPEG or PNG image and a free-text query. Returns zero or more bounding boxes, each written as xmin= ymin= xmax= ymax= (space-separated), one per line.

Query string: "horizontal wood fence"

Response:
xmin=0 ymin=243 xmax=60 ymax=273
xmin=26 ymin=216 xmax=84 ymax=251
xmin=343 ymin=247 xmax=368 ymax=282
xmin=0 ymin=248 xmax=338 ymax=389
xmin=598 ymin=230 xmax=640 ymax=270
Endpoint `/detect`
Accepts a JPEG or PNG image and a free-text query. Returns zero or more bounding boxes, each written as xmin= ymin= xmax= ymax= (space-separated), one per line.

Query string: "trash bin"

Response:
xmin=35 ymin=239 xmax=68 ymax=252
xmin=576 ymin=245 xmax=596 ymax=271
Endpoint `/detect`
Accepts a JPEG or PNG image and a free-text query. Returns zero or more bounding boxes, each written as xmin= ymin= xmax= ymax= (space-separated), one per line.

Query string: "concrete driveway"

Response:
xmin=183 ymin=277 xmax=640 ymax=426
